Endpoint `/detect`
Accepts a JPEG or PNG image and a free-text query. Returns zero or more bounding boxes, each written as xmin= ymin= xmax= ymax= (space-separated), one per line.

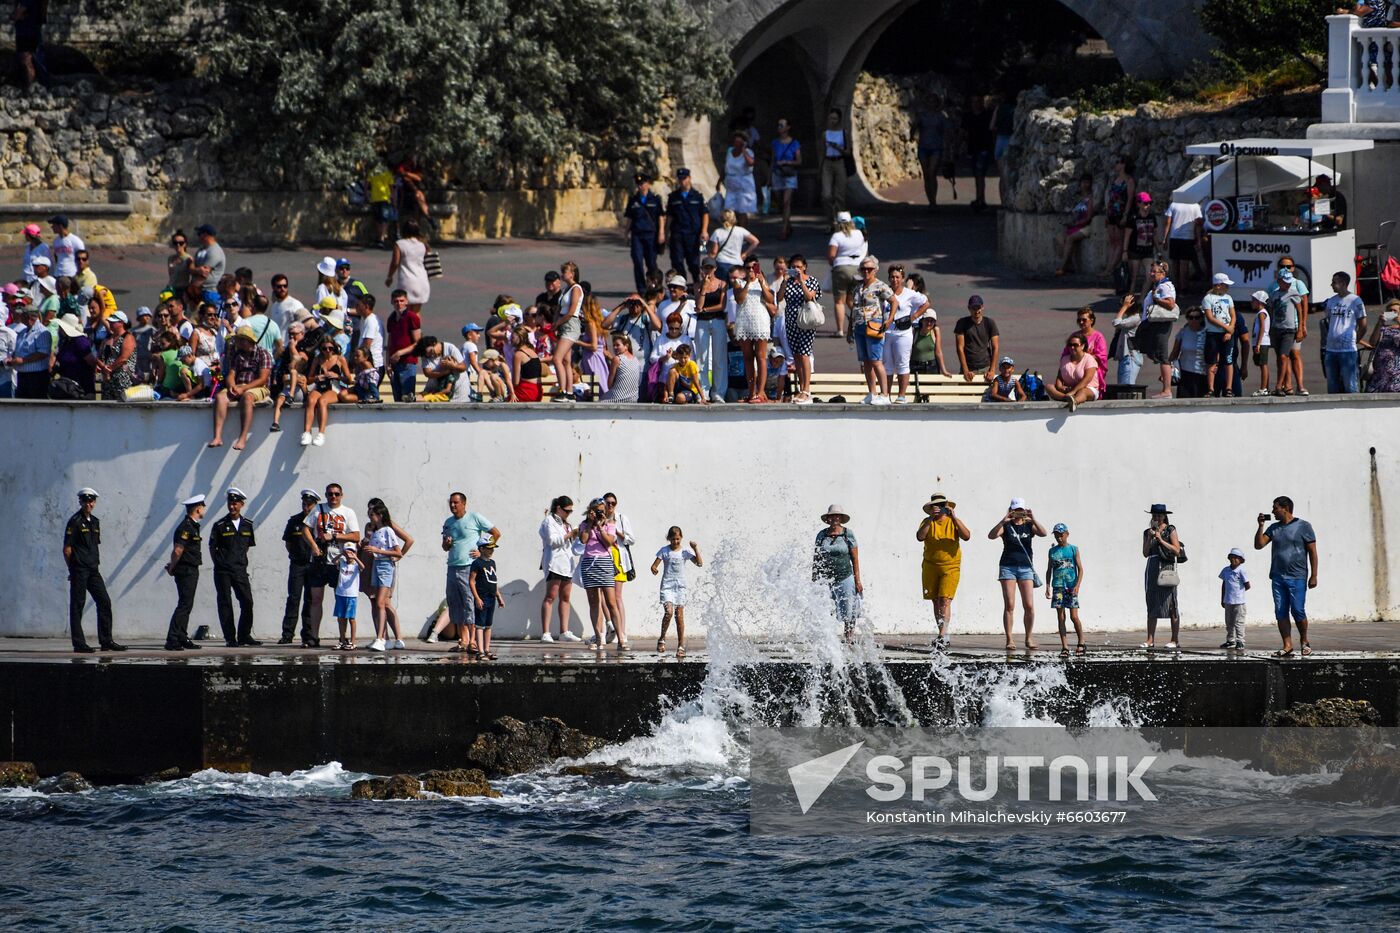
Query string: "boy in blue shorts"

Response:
xmin=1045 ymin=523 xmax=1085 ymax=655
xmin=469 ymin=537 xmax=505 ymax=661
xmin=334 ymin=543 xmax=361 ymax=650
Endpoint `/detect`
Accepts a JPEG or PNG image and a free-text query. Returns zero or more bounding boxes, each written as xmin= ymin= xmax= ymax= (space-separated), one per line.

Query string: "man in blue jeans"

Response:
xmin=1253 ymin=495 xmax=1318 ymax=656
xmin=1322 ymin=271 xmax=1367 ymax=394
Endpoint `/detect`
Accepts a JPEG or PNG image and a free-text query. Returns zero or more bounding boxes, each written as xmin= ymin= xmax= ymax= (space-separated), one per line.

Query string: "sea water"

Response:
xmin=3 ymin=549 xmax=1398 ymax=930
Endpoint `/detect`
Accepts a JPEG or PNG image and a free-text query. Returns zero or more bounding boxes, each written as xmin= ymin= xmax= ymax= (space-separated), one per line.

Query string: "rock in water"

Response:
xmin=351 ymin=774 xmax=424 ymax=800
xmin=139 ymin=767 xmax=184 ymax=785
xmin=1263 ymin=698 xmax=1382 ymax=728
xmin=0 ymin=762 xmax=38 ymax=788
xmin=36 ymin=771 xmax=93 ymax=793
xmin=419 ymin=768 xmax=501 ymax=799
xmin=463 ymin=717 xmax=606 ymax=777
xmin=558 ymin=764 xmax=639 ymax=786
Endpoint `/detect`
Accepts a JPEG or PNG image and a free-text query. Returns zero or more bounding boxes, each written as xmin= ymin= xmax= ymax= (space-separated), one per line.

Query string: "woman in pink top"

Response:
xmin=1048 ymin=333 xmax=1099 ymax=411
xmin=575 ymin=497 xmax=627 ymax=652
xmin=1060 ymin=307 xmax=1108 ymax=397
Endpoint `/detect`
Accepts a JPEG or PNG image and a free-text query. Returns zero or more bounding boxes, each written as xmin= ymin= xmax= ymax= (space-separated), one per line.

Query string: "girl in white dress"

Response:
xmin=651 ymin=526 xmax=702 ymax=657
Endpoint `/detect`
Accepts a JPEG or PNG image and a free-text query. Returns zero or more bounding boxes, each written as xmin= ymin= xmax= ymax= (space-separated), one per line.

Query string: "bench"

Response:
xmin=805 ymin=371 xmax=987 ymax=404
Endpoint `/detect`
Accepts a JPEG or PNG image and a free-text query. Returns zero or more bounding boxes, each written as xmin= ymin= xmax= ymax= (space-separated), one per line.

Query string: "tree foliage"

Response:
xmin=1199 ymin=0 xmax=1338 ymax=76
xmin=105 ymin=0 xmax=730 ymax=186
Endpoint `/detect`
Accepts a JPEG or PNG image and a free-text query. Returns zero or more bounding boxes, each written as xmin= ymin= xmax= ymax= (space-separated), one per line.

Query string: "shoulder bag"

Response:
xmin=1154 ymin=524 xmax=1182 ymax=586
xmin=797 ymin=278 xmax=826 ymax=329
xmin=1009 ymin=523 xmax=1044 ymax=588
xmin=423 ymin=248 xmax=444 ymax=279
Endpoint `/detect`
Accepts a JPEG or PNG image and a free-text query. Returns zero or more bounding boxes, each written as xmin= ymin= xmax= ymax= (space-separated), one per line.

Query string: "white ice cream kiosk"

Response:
xmin=1175 ymin=138 xmax=1374 ymax=302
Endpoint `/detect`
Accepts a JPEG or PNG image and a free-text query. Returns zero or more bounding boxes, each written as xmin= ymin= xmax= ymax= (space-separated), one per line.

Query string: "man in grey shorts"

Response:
xmin=1268 ymin=264 xmax=1309 ymax=395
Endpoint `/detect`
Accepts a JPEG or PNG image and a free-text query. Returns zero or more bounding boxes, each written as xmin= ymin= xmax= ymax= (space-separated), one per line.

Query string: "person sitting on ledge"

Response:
xmin=663 ymin=342 xmax=706 ymax=404
xmin=1046 ymin=334 xmax=1098 ymax=412
xmin=209 ymin=326 xmax=271 ymax=450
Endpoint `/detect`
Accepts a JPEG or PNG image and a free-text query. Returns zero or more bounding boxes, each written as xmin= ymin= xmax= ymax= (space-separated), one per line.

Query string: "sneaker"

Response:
xmin=367 ymin=638 xmax=387 ymax=652
xmin=1252 ymin=388 xmax=1270 ymax=397
xmin=1219 ymin=641 xmax=1234 ymax=649
xmin=1236 ymin=642 xmax=1245 ymax=650
xmin=1164 ymin=641 xmax=1180 ymax=650
xmin=312 ymin=431 xmax=326 ymax=447
xmin=270 ymin=423 xmax=281 ymax=433
xmin=540 ymin=632 xmax=555 ymax=643
xmin=605 ymin=623 xmax=616 ymax=645
xmin=586 ymin=634 xmax=599 ymax=646
xmin=299 ymin=431 xmax=313 ymax=446
xmin=560 ymin=631 xmax=583 ymax=642
xmin=874 ymin=394 xmax=892 ymax=406
xmin=862 ymin=393 xmax=876 ymax=405
xmin=709 ymin=392 xmax=726 ymax=404
xmin=423 ymin=632 xmax=439 ymax=644
xmin=391 ymin=639 xmax=405 ymax=650
xmin=893 ymin=395 xmax=910 ymax=405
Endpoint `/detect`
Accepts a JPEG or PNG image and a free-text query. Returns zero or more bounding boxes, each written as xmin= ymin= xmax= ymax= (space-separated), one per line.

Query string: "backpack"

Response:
xmin=1019 ymin=370 xmax=1048 ymax=401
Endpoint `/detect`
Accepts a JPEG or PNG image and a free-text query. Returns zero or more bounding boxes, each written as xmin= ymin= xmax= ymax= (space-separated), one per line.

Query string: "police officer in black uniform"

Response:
xmin=623 ymin=173 xmax=664 ymax=294
xmin=279 ymin=488 xmax=320 ymax=645
xmin=210 ymin=486 xmax=260 ymax=647
xmin=164 ymin=495 xmax=207 ymax=651
xmin=63 ymin=487 xmax=125 ymax=653
xmin=666 ymin=167 xmax=709 ymax=283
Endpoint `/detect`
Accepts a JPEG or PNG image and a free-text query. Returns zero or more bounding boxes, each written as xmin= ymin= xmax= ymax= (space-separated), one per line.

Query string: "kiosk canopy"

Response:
xmin=1184 ymin=138 xmax=1375 ymax=158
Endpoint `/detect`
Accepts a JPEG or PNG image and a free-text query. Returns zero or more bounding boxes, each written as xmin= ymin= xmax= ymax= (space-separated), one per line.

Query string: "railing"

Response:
xmin=1323 ymin=14 xmax=1400 ymax=123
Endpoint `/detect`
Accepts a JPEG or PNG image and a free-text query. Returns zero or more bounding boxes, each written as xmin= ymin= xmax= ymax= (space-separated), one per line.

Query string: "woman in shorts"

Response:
xmin=537 ymin=496 xmax=580 ymax=642
xmin=988 ymin=498 xmax=1047 ymax=650
xmin=576 ymin=498 xmax=627 ymax=652
xmin=361 ymin=499 xmax=407 ymax=650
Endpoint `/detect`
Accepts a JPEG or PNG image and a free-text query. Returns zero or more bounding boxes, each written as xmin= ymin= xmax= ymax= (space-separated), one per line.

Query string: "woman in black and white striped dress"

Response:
xmin=576 ymin=498 xmax=627 ymax=652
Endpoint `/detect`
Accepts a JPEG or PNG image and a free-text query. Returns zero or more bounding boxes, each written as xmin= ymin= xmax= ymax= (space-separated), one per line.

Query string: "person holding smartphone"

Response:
xmin=917 ymin=493 xmax=970 ymax=648
xmin=732 ymin=257 xmax=777 ymax=403
xmin=988 ymin=498 xmax=1047 ymax=651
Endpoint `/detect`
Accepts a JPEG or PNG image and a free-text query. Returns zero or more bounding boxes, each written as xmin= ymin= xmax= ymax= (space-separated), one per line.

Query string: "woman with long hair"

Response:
xmin=301 ymin=326 xmax=352 ymax=447
xmin=538 ymin=495 xmax=581 ymax=642
xmin=576 ymin=497 xmax=627 ymax=652
xmin=511 ymin=325 xmax=545 ymax=402
xmin=580 ymin=293 xmax=610 ymax=394
xmin=361 ymin=498 xmax=407 ymax=651
xmin=187 ymin=302 xmax=224 ymax=372
xmin=550 ymin=260 xmax=584 ymax=396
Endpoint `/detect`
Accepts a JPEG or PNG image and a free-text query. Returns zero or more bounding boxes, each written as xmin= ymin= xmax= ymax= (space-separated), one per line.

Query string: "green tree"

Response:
xmin=1199 ymin=0 xmax=1339 ymax=76
xmin=105 ymin=0 xmax=730 ymax=186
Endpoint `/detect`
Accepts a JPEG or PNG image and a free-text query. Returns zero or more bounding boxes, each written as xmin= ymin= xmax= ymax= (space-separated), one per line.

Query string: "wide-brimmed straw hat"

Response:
xmin=923 ymin=493 xmax=956 ymax=515
xmin=821 ymin=504 xmax=850 ymax=524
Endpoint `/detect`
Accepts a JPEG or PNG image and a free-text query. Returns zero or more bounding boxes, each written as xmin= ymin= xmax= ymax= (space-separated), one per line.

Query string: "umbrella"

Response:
xmin=1171 ymin=156 xmax=1341 ymax=203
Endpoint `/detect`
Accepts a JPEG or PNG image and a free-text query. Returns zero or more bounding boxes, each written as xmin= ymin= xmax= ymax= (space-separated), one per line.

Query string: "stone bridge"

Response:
xmin=675 ymin=0 xmax=1212 ymax=203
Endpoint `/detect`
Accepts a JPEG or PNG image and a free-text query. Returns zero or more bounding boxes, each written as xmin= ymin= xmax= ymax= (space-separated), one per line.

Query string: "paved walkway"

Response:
xmin=2 ymin=201 xmax=1121 ymax=377
xmin=1 ymin=621 xmax=1393 ymax=664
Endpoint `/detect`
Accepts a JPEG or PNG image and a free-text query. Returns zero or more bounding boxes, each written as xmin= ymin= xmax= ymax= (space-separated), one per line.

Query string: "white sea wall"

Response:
xmin=2 ymin=399 xmax=1397 ymax=640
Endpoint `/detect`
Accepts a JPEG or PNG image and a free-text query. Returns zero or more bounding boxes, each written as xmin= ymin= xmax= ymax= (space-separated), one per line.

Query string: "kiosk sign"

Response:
xmin=1203 ymin=199 xmax=1232 ymax=232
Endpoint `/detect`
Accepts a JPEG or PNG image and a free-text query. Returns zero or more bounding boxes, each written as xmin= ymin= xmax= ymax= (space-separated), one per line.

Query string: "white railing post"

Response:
xmin=1322 ymin=14 xmax=1357 ymax=123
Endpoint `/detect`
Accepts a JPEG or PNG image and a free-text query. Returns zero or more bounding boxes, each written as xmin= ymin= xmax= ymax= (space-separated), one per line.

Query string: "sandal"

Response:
xmin=1271 ymin=649 xmax=1295 ymax=657
xmin=1296 ymin=388 xmax=1309 ymax=396
xmin=1075 ymin=644 xmax=1087 ymax=654
xmin=656 ymin=638 xmax=667 ymax=654
xmin=485 ymin=652 xmax=498 ymax=661
xmin=1301 ymin=644 xmax=1313 ymax=656
xmin=1060 ymin=648 xmax=1070 ymax=657
xmin=675 ymin=645 xmax=686 ymax=659
xmin=616 ymin=640 xmax=630 ymax=652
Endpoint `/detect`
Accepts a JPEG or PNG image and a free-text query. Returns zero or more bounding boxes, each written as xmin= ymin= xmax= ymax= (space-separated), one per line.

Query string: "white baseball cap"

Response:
xmin=1009 ymin=497 xmax=1028 ymax=510
xmin=1212 ymin=273 xmax=1234 ymax=286
xmin=1250 ymin=290 xmax=1270 ymax=304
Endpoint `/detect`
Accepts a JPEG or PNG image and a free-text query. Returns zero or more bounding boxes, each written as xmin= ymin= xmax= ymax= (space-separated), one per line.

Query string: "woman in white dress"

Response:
xmin=731 ymin=258 xmax=777 ymax=403
xmin=722 ymin=131 xmax=758 ymax=225
xmin=385 ymin=219 xmax=430 ymax=314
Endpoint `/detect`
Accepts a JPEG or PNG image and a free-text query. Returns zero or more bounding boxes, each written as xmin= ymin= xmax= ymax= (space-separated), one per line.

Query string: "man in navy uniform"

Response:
xmin=164 ymin=495 xmax=207 ymax=651
xmin=623 ymin=173 xmax=664 ymax=293
xmin=279 ymin=488 xmax=320 ymax=645
xmin=666 ymin=167 xmax=709 ymax=282
xmin=210 ymin=487 xmax=260 ymax=647
xmin=63 ymin=487 xmax=124 ymax=653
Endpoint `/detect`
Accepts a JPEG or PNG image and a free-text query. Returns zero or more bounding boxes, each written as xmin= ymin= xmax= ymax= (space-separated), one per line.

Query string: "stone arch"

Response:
xmin=674 ymin=0 xmax=1211 ymax=200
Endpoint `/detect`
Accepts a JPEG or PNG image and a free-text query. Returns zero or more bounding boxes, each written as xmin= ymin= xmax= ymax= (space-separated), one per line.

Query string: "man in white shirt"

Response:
xmin=657 ymin=275 xmax=696 ymax=337
xmin=352 ymin=292 xmax=385 ymax=371
xmin=299 ymin=482 xmax=360 ymax=647
xmin=1159 ymin=201 xmax=1204 ymax=287
xmin=21 ymin=223 xmax=51 ymax=284
xmin=48 ymin=215 xmax=85 ymax=279
xmin=1322 ymin=271 xmax=1367 ymax=394
xmin=268 ymin=273 xmax=307 ymax=336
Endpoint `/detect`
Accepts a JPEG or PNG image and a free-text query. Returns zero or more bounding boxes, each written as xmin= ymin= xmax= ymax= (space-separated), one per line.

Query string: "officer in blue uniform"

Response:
xmin=623 ymin=173 xmax=664 ymax=293
xmin=666 ymin=167 xmax=709 ymax=282
xmin=164 ymin=494 xmax=207 ymax=651
xmin=63 ymin=487 xmax=124 ymax=652
xmin=210 ymin=486 xmax=260 ymax=647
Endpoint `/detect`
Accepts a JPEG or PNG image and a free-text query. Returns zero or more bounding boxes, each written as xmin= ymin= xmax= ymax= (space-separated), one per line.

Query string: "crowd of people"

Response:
xmin=65 ymin=480 xmax=1320 ymax=660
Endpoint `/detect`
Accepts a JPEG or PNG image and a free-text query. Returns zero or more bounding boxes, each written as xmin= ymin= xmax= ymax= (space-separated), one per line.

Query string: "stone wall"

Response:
xmin=0 ymin=81 xmax=645 ymax=245
xmin=998 ymin=89 xmax=1313 ymax=274
xmin=851 ymin=72 xmax=952 ymax=194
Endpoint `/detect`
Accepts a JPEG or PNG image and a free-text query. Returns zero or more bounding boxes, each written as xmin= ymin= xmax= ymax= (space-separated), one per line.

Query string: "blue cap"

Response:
xmin=1053 ymin=523 xmax=1069 ymax=534
xmin=336 ymin=258 xmax=352 ymax=269
xmin=676 ymin=167 xmax=691 ymax=178
xmin=1279 ymin=268 xmax=1294 ymax=283
xmin=477 ymin=536 xmax=496 ymax=548
xmin=968 ymin=294 xmax=985 ymax=308
xmin=462 ymin=323 xmax=483 ymax=335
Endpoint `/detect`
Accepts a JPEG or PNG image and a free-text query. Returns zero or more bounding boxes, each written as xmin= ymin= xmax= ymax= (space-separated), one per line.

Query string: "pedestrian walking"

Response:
xmin=163 ymin=495 xmax=208 ymax=651
xmin=210 ymin=487 xmax=260 ymax=647
xmin=63 ymin=487 xmax=124 ymax=653
xmin=279 ymin=488 xmax=319 ymax=645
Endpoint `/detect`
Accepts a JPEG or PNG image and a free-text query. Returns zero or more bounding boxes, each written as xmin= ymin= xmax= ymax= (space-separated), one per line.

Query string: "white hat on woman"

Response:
xmin=821 ymin=504 xmax=850 ymax=523
xmin=316 ymin=256 xmax=337 ymax=277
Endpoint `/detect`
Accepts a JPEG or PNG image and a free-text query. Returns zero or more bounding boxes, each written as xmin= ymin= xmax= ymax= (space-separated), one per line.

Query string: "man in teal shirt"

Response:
xmin=441 ymin=491 xmax=500 ymax=653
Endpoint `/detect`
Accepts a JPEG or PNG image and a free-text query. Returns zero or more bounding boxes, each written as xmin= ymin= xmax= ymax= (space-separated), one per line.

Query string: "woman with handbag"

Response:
xmin=385 ymin=219 xmax=431 ymax=315
xmin=987 ymin=498 xmax=1047 ymax=651
xmin=97 ymin=311 xmax=138 ymax=401
xmin=594 ymin=492 xmax=636 ymax=646
xmin=849 ymin=256 xmax=894 ymax=404
xmin=782 ymin=253 xmax=823 ymax=404
xmin=1142 ymin=503 xmax=1182 ymax=650
xmin=770 ymin=118 xmax=801 ymax=241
